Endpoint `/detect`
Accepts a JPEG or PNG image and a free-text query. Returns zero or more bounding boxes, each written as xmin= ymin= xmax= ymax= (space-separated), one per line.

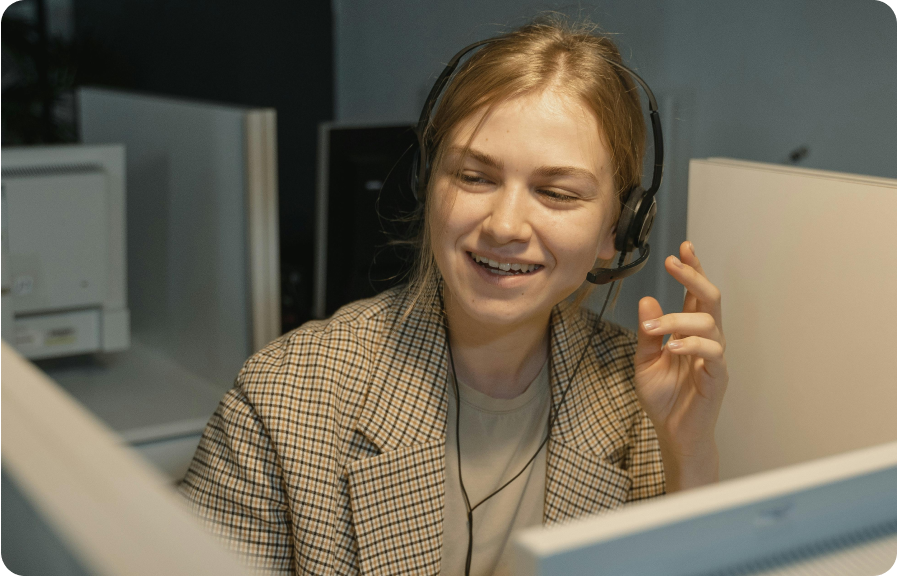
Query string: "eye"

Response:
xmin=456 ymin=172 xmax=492 ymax=186
xmin=538 ymin=189 xmax=577 ymax=203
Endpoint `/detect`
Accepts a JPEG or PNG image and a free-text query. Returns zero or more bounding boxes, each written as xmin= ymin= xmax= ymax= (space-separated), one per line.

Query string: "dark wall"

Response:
xmin=72 ymin=0 xmax=334 ymax=331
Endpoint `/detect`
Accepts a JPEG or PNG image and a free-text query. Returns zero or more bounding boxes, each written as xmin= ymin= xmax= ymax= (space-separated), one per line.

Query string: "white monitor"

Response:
xmin=513 ymin=442 xmax=897 ymax=576
xmin=0 ymin=341 xmax=253 ymax=576
xmin=687 ymin=159 xmax=897 ymax=480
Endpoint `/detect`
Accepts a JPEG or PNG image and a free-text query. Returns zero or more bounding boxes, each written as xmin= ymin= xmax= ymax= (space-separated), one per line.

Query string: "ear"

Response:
xmin=597 ymin=226 xmax=617 ymax=261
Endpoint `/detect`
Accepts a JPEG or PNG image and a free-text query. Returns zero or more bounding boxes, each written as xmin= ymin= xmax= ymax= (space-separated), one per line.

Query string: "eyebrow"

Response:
xmin=449 ymin=146 xmax=600 ymax=189
xmin=447 ymin=146 xmax=504 ymax=170
xmin=532 ymin=165 xmax=600 ymax=188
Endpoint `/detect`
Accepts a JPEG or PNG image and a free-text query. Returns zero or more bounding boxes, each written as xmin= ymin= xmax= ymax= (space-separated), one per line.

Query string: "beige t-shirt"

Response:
xmin=442 ymin=362 xmax=550 ymax=576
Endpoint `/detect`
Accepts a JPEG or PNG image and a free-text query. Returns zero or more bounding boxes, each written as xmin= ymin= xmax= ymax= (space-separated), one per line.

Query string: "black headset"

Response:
xmin=411 ymin=36 xmax=664 ymax=285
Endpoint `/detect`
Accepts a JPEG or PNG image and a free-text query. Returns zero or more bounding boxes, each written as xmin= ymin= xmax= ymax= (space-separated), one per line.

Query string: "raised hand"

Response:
xmin=633 ymin=241 xmax=729 ymax=491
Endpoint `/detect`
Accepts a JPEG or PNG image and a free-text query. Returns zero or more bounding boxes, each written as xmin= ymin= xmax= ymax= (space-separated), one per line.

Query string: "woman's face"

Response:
xmin=431 ymin=88 xmax=618 ymax=329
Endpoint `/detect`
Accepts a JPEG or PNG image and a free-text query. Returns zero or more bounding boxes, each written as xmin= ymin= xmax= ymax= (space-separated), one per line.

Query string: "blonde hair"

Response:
xmin=404 ymin=15 xmax=647 ymax=316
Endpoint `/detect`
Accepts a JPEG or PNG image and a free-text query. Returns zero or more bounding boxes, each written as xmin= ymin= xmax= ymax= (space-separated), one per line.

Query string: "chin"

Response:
xmin=466 ymin=299 xmax=541 ymax=326
xmin=446 ymin=279 xmax=567 ymax=330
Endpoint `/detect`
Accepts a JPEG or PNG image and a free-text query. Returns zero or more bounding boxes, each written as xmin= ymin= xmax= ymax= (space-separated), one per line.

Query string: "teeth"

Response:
xmin=470 ymin=252 xmax=539 ymax=274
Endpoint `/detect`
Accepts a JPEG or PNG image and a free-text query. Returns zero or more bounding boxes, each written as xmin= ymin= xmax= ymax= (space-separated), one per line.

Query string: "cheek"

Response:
xmin=429 ymin=183 xmax=470 ymax=257
xmin=433 ymin=185 xmax=483 ymax=240
xmin=545 ymin=220 xmax=604 ymax=272
xmin=559 ymin=243 xmax=601 ymax=281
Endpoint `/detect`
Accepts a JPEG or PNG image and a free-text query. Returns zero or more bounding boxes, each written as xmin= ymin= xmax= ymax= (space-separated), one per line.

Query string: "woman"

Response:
xmin=181 ymin=17 xmax=728 ymax=576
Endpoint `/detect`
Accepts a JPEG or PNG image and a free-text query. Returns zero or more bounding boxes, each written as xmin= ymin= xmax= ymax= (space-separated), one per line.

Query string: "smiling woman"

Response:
xmin=407 ymin=21 xmax=646 ymax=320
xmin=180 ymin=14 xmax=730 ymax=576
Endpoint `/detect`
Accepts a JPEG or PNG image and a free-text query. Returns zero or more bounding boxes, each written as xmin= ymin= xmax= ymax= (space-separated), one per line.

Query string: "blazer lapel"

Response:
xmin=544 ymin=302 xmax=634 ymax=525
xmin=350 ymin=292 xmax=448 ymax=575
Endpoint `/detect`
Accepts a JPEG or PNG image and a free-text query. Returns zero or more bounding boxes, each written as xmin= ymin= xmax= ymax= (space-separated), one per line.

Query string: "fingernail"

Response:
xmin=671 ymin=255 xmax=683 ymax=268
xmin=667 ymin=339 xmax=683 ymax=350
xmin=688 ymin=241 xmax=696 ymax=255
xmin=642 ymin=319 xmax=660 ymax=331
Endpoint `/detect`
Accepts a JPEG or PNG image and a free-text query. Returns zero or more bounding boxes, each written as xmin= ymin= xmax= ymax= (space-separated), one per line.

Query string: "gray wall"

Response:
xmin=334 ymin=0 xmax=668 ymax=124
xmin=334 ymin=0 xmax=897 ymax=329
xmin=660 ymin=0 xmax=897 ymax=178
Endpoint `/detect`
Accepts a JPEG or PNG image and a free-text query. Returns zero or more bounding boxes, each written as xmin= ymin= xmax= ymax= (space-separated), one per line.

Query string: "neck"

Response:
xmin=443 ymin=289 xmax=551 ymax=400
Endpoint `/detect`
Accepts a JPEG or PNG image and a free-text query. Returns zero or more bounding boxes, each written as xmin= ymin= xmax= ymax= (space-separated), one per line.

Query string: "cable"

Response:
xmin=441 ymin=263 xmax=621 ymax=576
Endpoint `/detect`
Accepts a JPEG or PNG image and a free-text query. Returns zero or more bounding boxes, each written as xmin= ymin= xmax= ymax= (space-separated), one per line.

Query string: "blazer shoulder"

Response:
xmin=578 ymin=307 xmax=642 ymax=413
xmin=577 ymin=306 xmax=638 ymax=356
xmin=235 ymin=288 xmax=405 ymax=400
xmin=558 ymin=307 xmax=652 ymax=466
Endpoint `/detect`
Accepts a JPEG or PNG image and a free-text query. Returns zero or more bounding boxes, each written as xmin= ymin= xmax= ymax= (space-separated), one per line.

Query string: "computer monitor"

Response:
xmin=513 ymin=441 xmax=897 ymax=576
xmin=0 ymin=342 xmax=253 ymax=576
xmin=313 ymin=123 xmax=419 ymax=319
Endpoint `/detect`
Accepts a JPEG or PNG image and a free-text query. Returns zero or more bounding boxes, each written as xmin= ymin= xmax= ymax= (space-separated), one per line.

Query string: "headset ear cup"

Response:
xmin=615 ymin=186 xmax=645 ymax=253
xmin=638 ymin=198 xmax=657 ymax=248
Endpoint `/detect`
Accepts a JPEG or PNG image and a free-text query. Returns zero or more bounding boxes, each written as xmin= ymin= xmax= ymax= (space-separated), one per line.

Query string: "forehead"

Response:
xmin=448 ymin=89 xmax=611 ymax=173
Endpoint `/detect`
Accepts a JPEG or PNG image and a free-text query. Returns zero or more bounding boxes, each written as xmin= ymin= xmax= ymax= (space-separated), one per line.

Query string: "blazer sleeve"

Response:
xmin=626 ymin=409 xmax=666 ymax=502
xmin=179 ymin=384 xmax=294 ymax=575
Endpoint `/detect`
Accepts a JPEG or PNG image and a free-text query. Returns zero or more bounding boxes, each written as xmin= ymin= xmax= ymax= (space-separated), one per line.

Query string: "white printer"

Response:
xmin=2 ymin=144 xmax=129 ymax=359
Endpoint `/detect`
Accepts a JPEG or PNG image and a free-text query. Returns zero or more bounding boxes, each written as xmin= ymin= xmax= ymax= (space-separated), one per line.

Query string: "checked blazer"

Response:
xmin=180 ymin=286 xmax=665 ymax=575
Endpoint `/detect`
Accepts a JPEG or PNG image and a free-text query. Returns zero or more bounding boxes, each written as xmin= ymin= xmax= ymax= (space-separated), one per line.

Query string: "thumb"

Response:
xmin=635 ymin=296 xmax=664 ymax=364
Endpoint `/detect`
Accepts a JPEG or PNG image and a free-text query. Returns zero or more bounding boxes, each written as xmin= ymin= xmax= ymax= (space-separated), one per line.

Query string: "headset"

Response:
xmin=411 ymin=36 xmax=664 ymax=285
xmin=418 ymin=35 xmax=665 ymax=576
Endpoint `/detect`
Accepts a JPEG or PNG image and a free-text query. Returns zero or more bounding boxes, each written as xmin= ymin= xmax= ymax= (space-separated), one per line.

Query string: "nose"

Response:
xmin=481 ymin=181 xmax=532 ymax=245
